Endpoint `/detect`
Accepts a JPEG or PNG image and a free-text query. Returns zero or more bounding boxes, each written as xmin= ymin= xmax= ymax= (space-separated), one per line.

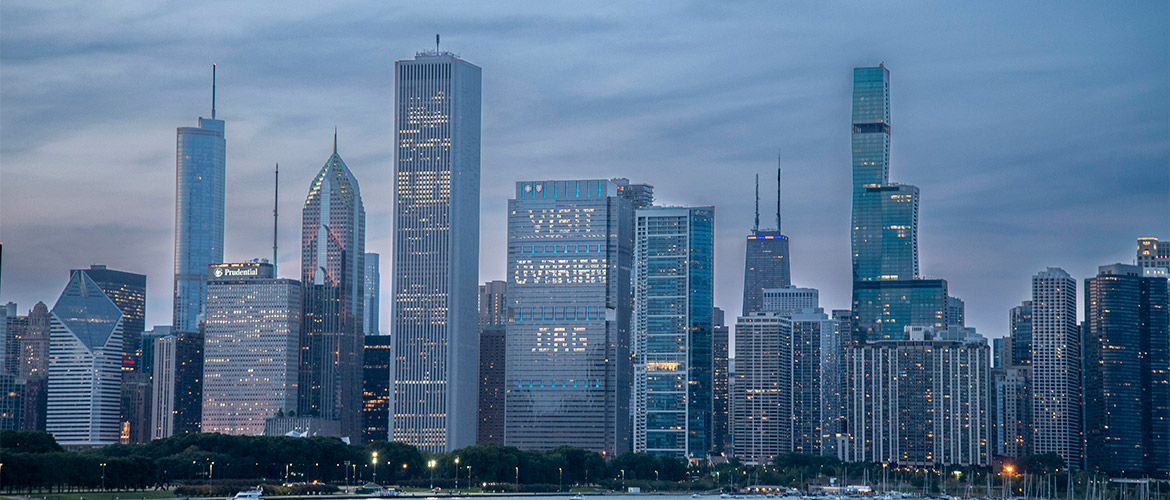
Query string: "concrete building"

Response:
xmin=761 ymin=286 xmax=819 ymax=315
xmin=790 ymin=309 xmax=842 ymax=457
xmin=1137 ymin=237 xmax=1170 ymax=270
xmin=1029 ymin=267 xmax=1081 ymax=468
xmin=731 ymin=312 xmax=791 ymax=465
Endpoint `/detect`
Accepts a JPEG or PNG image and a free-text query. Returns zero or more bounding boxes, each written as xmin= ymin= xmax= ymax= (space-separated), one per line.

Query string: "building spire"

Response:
xmin=333 ymin=127 xmax=338 ymax=155
xmin=273 ymin=163 xmax=279 ymax=275
xmin=211 ymin=63 xmax=217 ymax=119
xmin=753 ymin=173 xmax=760 ymax=232
xmin=776 ymin=149 xmax=782 ymax=234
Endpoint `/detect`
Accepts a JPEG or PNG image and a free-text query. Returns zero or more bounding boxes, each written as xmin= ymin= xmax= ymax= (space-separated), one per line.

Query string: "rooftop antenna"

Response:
xmin=753 ymin=173 xmax=760 ymax=233
xmin=333 ymin=127 xmax=338 ymax=155
xmin=211 ymin=63 xmax=216 ymax=119
xmin=776 ymin=149 xmax=782 ymax=234
xmin=436 ymin=34 xmax=440 ymax=53
xmin=273 ymin=163 xmax=279 ymax=275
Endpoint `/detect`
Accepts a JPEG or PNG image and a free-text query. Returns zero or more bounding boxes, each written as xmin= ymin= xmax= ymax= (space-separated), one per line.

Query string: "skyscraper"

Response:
xmin=1030 ymin=267 xmax=1081 ymax=468
xmin=300 ymin=138 xmax=366 ymax=439
xmin=362 ymin=335 xmax=392 ymax=443
xmin=1083 ymin=264 xmax=1169 ymax=476
xmin=151 ymin=334 xmax=177 ymax=439
xmin=505 ymin=179 xmax=640 ymax=456
xmin=392 ymin=49 xmax=481 ymax=452
xmin=17 ymin=301 xmax=49 ymax=431
xmin=477 ymin=281 xmax=505 ymax=445
xmin=46 ymin=270 xmax=123 ymax=447
xmin=174 ymin=66 xmax=226 ymax=334
xmin=742 ymin=169 xmax=790 ymax=315
xmin=1009 ymin=301 xmax=1032 ymax=365
xmin=1137 ymin=237 xmax=1170 ymax=269
xmin=364 ymin=253 xmax=380 ymax=335
xmin=2 ymin=302 xmax=26 ymax=377
xmin=711 ymin=307 xmax=730 ymax=455
xmin=761 ymin=286 xmax=819 ymax=314
xmin=202 ymin=262 xmax=300 ymax=435
xmin=634 ymin=205 xmax=715 ymax=460
xmin=76 ymin=265 xmax=146 ymax=370
xmin=790 ymin=308 xmax=842 ymax=457
xmin=993 ymin=364 xmax=1032 ymax=459
xmin=853 ymin=279 xmax=949 ymax=341
xmin=947 ymin=296 xmax=965 ymax=326
xmin=731 ymin=312 xmax=791 ymax=464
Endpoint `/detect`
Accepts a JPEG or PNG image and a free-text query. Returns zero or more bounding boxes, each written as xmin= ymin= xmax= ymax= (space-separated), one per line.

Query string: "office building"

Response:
xmin=364 ymin=253 xmax=380 ymax=335
xmin=0 ymin=374 xmax=24 ymax=430
xmin=391 ymin=49 xmax=481 ymax=452
xmin=845 ymin=338 xmax=990 ymax=466
xmin=46 ymin=270 xmax=124 ymax=447
xmin=791 ymin=309 xmax=842 ymax=456
xmin=151 ymin=334 xmax=177 ymax=439
xmin=1083 ymin=264 xmax=1169 ymax=476
xmin=993 ymin=364 xmax=1032 ymax=458
xmin=742 ymin=170 xmax=791 ymax=315
xmin=832 ymin=309 xmax=853 ymax=345
xmin=1010 ymin=301 xmax=1032 ymax=365
xmin=202 ymin=262 xmax=300 ymax=436
xmin=3 ymin=303 xmax=26 ymax=376
xmin=712 ymin=307 xmax=730 ymax=455
xmin=1137 ymin=237 xmax=1170 ymax=270
xmin=477 ymin=280 xmax=506 ymax=445
xmin=19 ymin=302 xmax=49 ymax=378
xmin=852 ymin=279 xmax=948 ymax=341
xmin=76 ymin=265 xmax=146 ymax=370
xmin=731 ymin=312 xmax=791 ymax=464
xmin=634 ymin=205 xmax=715 ymax=461
xmin=505 ymin=179 xmax=642 ymax=456
xmin=852 ymin=184 xmax=920 ymax=282
xmin=138 ymin=325 xmax=171 ymax=376
xmin=174 ymin=66 xmax=226 ymax=334
xmin=479 ymin=280 xmax=507 ymax=329
xmin=300 ymin=139 xmax=366 ymax=439
xmin=362 ymin=335 xmax=392 ymax=443
xmin=120 ymin=372 xmax=151 ymax=443
xmin=1029 ymin=267 xmax=1081 ymax=468
xmin=948 ymin=296 xmax=964 ymax=327
xmin=761 ymin=286 xmax=819 ymax=314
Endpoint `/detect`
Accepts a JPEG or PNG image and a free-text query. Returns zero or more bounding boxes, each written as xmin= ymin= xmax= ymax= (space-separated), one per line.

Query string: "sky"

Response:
xmin=1 ymin=1 xmax=1167 ymax=338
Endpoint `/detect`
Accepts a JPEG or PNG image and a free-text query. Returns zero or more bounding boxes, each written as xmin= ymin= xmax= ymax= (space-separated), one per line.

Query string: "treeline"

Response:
xmin=0 ymin=431 xmax=687 ymax=493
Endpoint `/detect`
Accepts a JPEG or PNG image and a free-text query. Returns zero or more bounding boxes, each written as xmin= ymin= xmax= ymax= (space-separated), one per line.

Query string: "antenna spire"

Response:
xmin=776 ymin=149 xmax=782 ymax=234
xmin=753 ymin=174 xmax=760 ymax=232
xmin=333 ymin=127 xmax=338 ymax=155
xmin=211 ymin=63 xmax=217 ymax=119
xmin=436 ymin=34 xmax=440 ymax=53
xmin=273 ymin=163 xmax=279 ymax=275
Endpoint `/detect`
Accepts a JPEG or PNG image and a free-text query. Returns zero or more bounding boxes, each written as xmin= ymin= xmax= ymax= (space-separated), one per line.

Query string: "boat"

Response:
xmin=231 ymin=489 xmax=262 ymax=500
xmin=571 ymin=494 xmax=587 ymax=500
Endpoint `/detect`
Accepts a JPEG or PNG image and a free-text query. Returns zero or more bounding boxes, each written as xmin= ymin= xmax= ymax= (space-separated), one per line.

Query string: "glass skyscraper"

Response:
xmin=1009 ymin=301 xmax=1033 ymax=365
xmin=633 ymin=205 xmax=714 ymax=460
xmin=364 ymin=253 xmax=379 ymax=335
xmin=391 ymin=50 xmax=481 ymax=452
xmin=74 ymin=265 xmax=145 ymax=370
xmin=174 ymin=67 xmax=225 ymax=334
xmin=300 ymin=138 xmax=366 ymax=439
xmin=362 ymin=335 xmax=392 ymax=444
xmin=852 ymin=279 xmax=949 ymax=341
xmin=505 ymin=179 xmax=642 ymax=456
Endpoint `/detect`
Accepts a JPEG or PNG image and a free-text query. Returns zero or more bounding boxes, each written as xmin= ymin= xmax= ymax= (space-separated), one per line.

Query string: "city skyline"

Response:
xmin=2 ymin=2 xmax=1168 ymax=342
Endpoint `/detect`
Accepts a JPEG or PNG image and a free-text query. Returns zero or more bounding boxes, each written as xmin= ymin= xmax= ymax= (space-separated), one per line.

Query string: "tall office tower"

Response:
xmin=171 ymin=329 xmax=204 ymax=435
xmin=202 ymin=262 xmax=300 ymax=435
xmin=137 ymin=325 xmax=171 ymax=376
xmin=1009 ymin=301 xmax=1032 ymax=365
xmin=174 ymin=66 xmax=226 ymax=335
xmin=77 ymin=265 xmax=146 ymax=370
xmin=832 ymin=309 xmax=854 ymax=345
xmin=711 ymin=307 xmax=730 ymax=455
xmin=791 ymin=309 xmax=842 ymax=457
xmin=0 ymin=374 xmax=24 ymax=430
xmin=2 ymin=303 xmax=27 ymax=376
xmin=993 ymin=364 xmax=1032 ymax=458
xmin=731 ymin=312 xmax=791 ymax=464
xmin=742 ymin=170 xmax=790 ymax=315
xmin=0 ymin=304 xmax=9 ymax=375
xmin=18 ymin=302 xmax=49 ymax=431
xmin=634 ymin=206 xmax=715 ymax=460
xmin=845 ymin=338 xmax=990 ymax=466
xmin=948 ymin=296 xmax=964 ymax=326
xmin=1083 ymin=264 xmax=1169 ymax=476
xmin=1029 ymin=267 xmax=1081 ymax=468
xmin=391 ymin=49 xmax=481 ymax=453
xmin=150 ymin=334 xmax=177 ymax=439
xmin=362 ymin=335 xmax=392 ymax=443
xmin=761 ymin=286 xmax=819 ymax=314
xmin=853 ymin=279 xmax=949 ymax=341
xmin=1137 ymin=237 xmax=1170 ymax=269
xmin=477 ymin=280 xmax=506 ymax=445
xmin=300 ymin=140 xmax=366 ymax=439
xmin=505 ymin=179 xmax=638 ymax=455
xmin=46 ymin=270 xmax=124 ymax=447
xmin=120 ymin=372 xmax=151 ymax=443
xmin=364 ymin=253 xmax=380 ymax=335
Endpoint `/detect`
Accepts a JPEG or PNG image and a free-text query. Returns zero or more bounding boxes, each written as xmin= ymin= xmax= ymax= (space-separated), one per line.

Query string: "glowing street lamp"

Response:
xmin=372 ymin=452 xmax=379 ymax=486
xmin=455 ymin=457 xmax=460 ymax=490
xmin=428 ymin=460 xmax=436 ymax=489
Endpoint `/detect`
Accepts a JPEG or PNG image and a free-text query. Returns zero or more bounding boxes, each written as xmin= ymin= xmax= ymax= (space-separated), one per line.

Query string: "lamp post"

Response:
xmin=210 ymin=461 xmax=215 ymax=481
xmin=286 ymin=463 xmax=292 ymax=483
xmin=455 ymin=457 xmax=460 ymax=490
xmin=101 ymin=462 xmax=107 ymax=491
xmin=559 ymin=467 xmax=563 ymax=492
xmin=429 ymin=460 xmax=436 ymax=489
xmin=467 ymin=466 xmax=472 ymax=489
xmin=515 ymin=466 xmax=519 ymax=486
xmin=655 ymin=470 xmax=659 ymax=491
xmin=372 ymin=452 xmax=379 ymax=486
xmin=1005 ymin=465 xmax=1014 ymax=498
xmin=402 ymin=464 xmax=408 ymax=485
xmin=621 ymin=469 xmax=626 ymax=492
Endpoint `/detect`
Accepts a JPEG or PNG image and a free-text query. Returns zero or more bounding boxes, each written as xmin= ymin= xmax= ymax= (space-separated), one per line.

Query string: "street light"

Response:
xmin=372 ymin=452 xmax=379 ymax=486
xmin=101 ymin=462 xmax=107 ymax=491
xmin=286 ymin=463 xmax=292 ymax=483
xmin=559 ymin=467 xmax=563 ymax=492
xmin=210 ymin=461 xmax=215 ymax=481
xmin=515 ymin=466 xmax=519 ymax=485
xmin=455 ymin=457 xmax=460 ymax=490
xmin=621 ymin=469 xmax=626 ymax=492
xmin=429 ymin=460 xmax=436 ymax=489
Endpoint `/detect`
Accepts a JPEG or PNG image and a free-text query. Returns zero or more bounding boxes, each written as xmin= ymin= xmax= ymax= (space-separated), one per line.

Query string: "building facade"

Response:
xmin=364 ymin=253 xmax=380 ymax=335
xmin=362 ymin=335 xmax=392 ymax=443
xmin=151 ymin=334 xmax=177 ymax=439
xmin=201 ymin=262 xmax=300 ymax=435
xmin=731 ymin=313 xmax=791 ymax=464
xmin=47 ymin=271 xmax=124 ymax=447
xmin=391 ymin=50 xmax=481 ymax=452
xmin=853 ymin=279 xmax=948 ymax=341
xmin=1030 ymin=267 xmax=1081 ymax=468
xmin=993 ymin=364 xmax=1032 ymax=458
xmin=791 ymin=309 xmax=842 ymax=457
xmin=477 ymin=280 xmax=506 ymax=445
xmin=505 ymin=179 xmax=640 ymax=456
xmin=1009 ymin=301 xmax=1032 ymax=366
xmin=300 ymin=141 xmax=366 ymax=439
xmin=1083 ymin=264 xmax=1169 ymax=476
xmin=1137 ymin=237 xmax=1170 ymax=269
xmin=761 ymin=286 xmax=819 ymax=314
xmin=711 ymin=307 xmax=730 ymax=455
xmin=77 ymin=265 xmax=146 ymax=370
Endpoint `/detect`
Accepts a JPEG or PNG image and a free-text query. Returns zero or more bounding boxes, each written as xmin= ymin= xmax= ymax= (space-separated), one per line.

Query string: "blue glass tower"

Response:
xmin=173 ymin=66 xmax=225 ymax=334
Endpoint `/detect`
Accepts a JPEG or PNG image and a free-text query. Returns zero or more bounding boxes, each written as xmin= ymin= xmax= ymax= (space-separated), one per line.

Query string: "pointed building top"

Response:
xmin=333 ymin=127 xmax=338 ymax=155
xmin=211 ymin=63 xmax=217 ymax=120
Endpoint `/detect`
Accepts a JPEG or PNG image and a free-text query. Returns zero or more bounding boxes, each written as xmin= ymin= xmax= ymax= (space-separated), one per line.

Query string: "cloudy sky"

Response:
xmin=1 ymin=1 xmax=1167 ymax=337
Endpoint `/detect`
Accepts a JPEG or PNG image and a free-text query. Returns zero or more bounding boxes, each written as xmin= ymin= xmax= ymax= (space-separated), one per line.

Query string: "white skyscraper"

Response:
xmin=732 ymin=312 xmax=792 ymax=464
xmin=391 ymin=49 xmax=481 ymax=452
xmin=1030 ymin=267 xmax=1082 ymax=467
xmin=201 ymin=262 xmax=301 ymax=435
xmin=46 ymin=271 xmax=123 ymax=446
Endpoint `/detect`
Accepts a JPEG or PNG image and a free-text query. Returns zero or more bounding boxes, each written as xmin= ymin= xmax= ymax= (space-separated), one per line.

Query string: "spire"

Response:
xmin=333 ymin=127 xmax=338 ymax=155
xmin=753 ymin=173 xmax=760 ymax=232
xmin=273 ymin=163 xmax=279 ymax=276
xmin=776 ymin=149 xmax=782 ymax=234
xmin=211 ymin=63 xmax=216 ymax=119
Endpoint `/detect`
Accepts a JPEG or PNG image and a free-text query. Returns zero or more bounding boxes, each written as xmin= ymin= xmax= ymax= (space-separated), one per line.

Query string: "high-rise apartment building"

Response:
xmin=174 ymin=67 xmax=226 ymax=334
xmin=505 ymin=179 xmax=641 ymax=455
xmin=711 ymin=307 xmax=730 ymax=455
xmin=731 ymin=312 xmax=791 ymax=464
xmin=845 ymin=338 xmax=990 ymax=466
xmin=761 ymin=286 xmax=819 ymax=314
xmin=742 ymin=170 xmax=790 ymax=315
xmin=151 ymin=334 xmax=177 ymax=439
xmin=202 ymin=262 xmax=300 ymax=435
xmin=477 ymin=281 xmax=506 ymax=445
xmin=853 ymin=279 xmax=948 ymax=341
xmin=300 ymin=140 xmax=366 ymax=439
xmin=1083 ymin=264 xmax=1169 ymax=476
xmin=1010 ymin=301 xmax=1032 ymax=365
xmin=362 ymin=335 xmax=392 ymax=443
xmin=993 ymin=364 xmax=1032 ymax=459
xmin=791 ymin=308 xmax=842 ymax=457
xmin=1030 ymin=267 xmax=1081 ymax=468
xmin=634 ymin=206 xmax=715 ymax=461
xmin=364 ymin=253 xmax=380 ymax=335
xmin=391 ymin=49 xmax=481 ymax=452
xmin=1137 ymin=237 xmax=1170 ymax=269
xmin=46 ymin=270 xmax=123 ymax=447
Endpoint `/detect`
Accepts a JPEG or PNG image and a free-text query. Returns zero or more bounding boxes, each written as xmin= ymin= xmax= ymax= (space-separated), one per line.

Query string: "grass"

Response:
xmin=7 ymin=491 xmax=177 ymax=500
